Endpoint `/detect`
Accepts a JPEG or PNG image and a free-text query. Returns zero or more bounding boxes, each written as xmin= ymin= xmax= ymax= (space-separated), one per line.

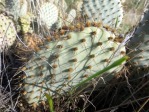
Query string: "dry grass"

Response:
xmin=0 ymin=85 xmax=17 ymax=112
xmin=80 ymin=65 xmax=149 ymax=112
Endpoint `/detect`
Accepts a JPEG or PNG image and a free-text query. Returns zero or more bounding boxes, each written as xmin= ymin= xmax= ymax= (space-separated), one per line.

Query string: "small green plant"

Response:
xmin=45 ymin=93 xmax=55 ymax=112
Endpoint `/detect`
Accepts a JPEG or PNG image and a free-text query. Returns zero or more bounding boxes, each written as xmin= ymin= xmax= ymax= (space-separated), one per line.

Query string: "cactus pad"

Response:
xmin=0 ymin=13 xmax=16 ymax=52
xmin=21 ymin=23 xmax=125 ymax=104
xmin=66 ymin=9 xmax=76 ymax=24
xmin=5 ymin=0 xmax=27 ymax=19
xmin=38 ymin=2 xmax=58 ymax=29
xmin=127 ymin=8 xmax=149 ymax=68
xmin=82 ymin=0 xmax=123 ymax=28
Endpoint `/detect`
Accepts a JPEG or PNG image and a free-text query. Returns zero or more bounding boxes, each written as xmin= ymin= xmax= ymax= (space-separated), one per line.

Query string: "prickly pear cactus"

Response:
xmin=127 ymin=7 xmax=149 ymax=68
xmin=82 ymin=0 xmax=123 ymax=28
xmin=21 ymin=22 xmax=125 ymax=105
xmin=66 ymin=9 xmax=76 ymax=24
xmin=5 ymin=0 xmax=28 ymax=20
xmin=0 ymin=13 xmax=16 ymax=52
xmin=38 ymin=2 xmax=58 ymax=29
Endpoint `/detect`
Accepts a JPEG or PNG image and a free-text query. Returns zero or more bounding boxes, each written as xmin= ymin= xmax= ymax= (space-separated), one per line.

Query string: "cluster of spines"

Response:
xmin=18 ymin=20 xmax=119 ymax=52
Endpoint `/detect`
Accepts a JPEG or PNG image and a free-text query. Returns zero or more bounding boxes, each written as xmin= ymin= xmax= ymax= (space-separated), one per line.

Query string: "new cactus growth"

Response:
xmin=82 ymin=0 xmax=123 ymax=28
xmin=127 ymin=7 xmax=149 ymax=68
xmin=18 ymin=13 xmax=32 ymax=33
xmin=0 ymin=13 xmax=16 ymax=52
xmin=21 ymin=22 xmax=125 ymax=105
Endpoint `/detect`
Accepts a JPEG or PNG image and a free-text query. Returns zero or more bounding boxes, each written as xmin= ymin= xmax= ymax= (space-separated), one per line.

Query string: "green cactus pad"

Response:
xmin=66 ymin=9 xmax=76 ymax=24
xmin=127 ymin=8 xmax=149 ymax=68
xmin=82 ymin=0 xmax=123 ymax=28
xmin=21 ymin=23 xmax=125 ymax=104
xmin=0 ymin=13 xmax=16 ymax=52
xmin=5 ymin=0 xmax=27 ymax=20
xmin=38 ymin=2 xmax=58 ymax=29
